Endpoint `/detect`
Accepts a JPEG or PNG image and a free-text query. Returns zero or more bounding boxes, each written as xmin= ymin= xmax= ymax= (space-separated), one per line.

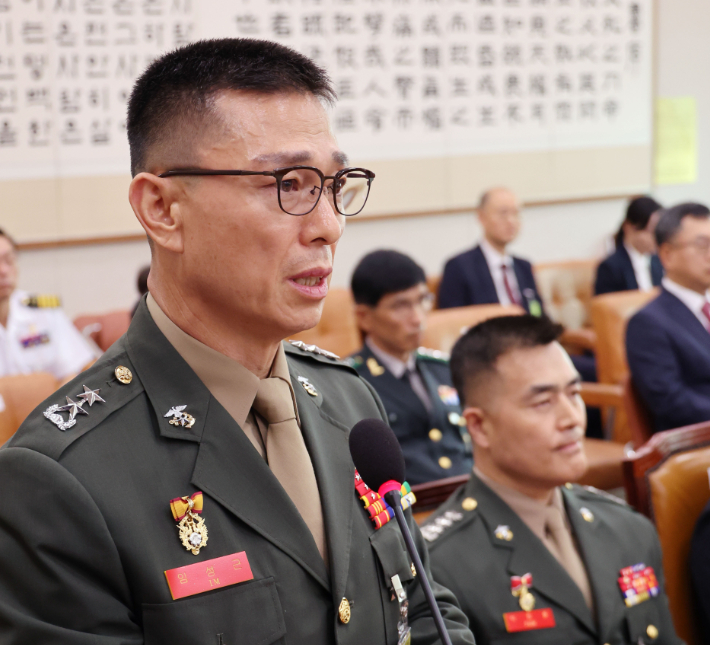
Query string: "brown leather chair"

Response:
xmin=0 ymin=372 xmax=59 ymax=444
xmin=411 ymin=474 xmax=469 ymax=524
xmin=623 ymin=374 xmax=655 ymax=448
xmin=534 ymin=259 xmax=598 ymax=330
xmin=589 ymin=289 xmax=659 ymax=385
xmin=623 ymin=422 xmax=710 ymax=645
xmin=289 ymin=288 xmax=361 ymax=358
xmin=427 ymin=275 xmax=442 ymax=309
xmin=420 ymin=304 xmax=525 ymax=354
xmin=74 ymin=310 xmax=132 ymax=352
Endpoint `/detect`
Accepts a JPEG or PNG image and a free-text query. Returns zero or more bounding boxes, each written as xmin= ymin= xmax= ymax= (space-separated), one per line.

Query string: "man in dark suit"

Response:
xmin=627 ymin=202 xmax=710 ymax=433
xmin=0 ymin=40 xmax=474 ymax=645
xmin=424 ymin=315 xmax=681 ymax=645
xmin=438 ymin=187 xmax=544 ymax=315
xmin=349 ymin=250 xmax=473 ymax=486
xmin=595 ymin=196 xmax=664 ymax=295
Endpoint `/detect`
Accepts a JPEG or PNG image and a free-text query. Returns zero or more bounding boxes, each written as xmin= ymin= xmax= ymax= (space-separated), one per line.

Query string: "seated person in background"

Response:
xmin=130 ymin=264 xmax=150 ymax=317
xmin=594 ymin=196 xmax=664 ymax=295
xmin=690 ymin=499 xmax=710 ymax=642
xmin=438 ymin=187 xmax=543 ymax=315
xmin=0 ymin=229 xmax=96 ymax=380
xmin=349 ymin=249 xmax=472 ymax=485
xmin=627 ymin=203 xmax=710 ymax=433
xmin=423 ymin=315 xmax=681 ymax=645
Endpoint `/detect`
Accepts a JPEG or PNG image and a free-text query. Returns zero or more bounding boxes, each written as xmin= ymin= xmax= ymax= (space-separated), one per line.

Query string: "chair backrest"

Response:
xmin=427 ymin=275 xmax=442 ymax=309
xmin=589 ymin=288 xmax=659 ymax=384
xmin=623 ymin=374 xmax=655 ymax=448
xmin=420 ymin=304 xmax=524 ymax=354
xmin=74 ymin=310 xmax=132 ymax=352
xmin=623 ymin=422 xmax=710 ymax=645
xmin=289 ymin=288 xmax=361 ymax=358
xmin=0 ymin=372 xmax=59 ymax=444
xmin=411 ymin=474 xmax=470 ymax=524
xmin=533 ymin=259 xmax=598 ymax=330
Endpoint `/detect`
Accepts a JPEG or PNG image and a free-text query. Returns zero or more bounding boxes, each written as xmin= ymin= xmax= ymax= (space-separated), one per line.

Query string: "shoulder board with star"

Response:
xmin=420 ymin=489 xmax=477 ymax=544
xmin=285 ymin=340 xmax=359 ymax=373
xmin=416 ymin=347 xmax=450 ymax=363
xmin=569 ymin=483 xmax=629 ymax=507
xmin=22 ymin=294 xmax=61 ymax=308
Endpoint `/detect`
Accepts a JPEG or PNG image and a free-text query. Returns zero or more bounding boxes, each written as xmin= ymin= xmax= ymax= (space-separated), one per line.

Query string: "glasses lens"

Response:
xmin=278 ymin=168 xmax=323 ymax=216
xmin=333 ymin=169 xmax=371 ymax=216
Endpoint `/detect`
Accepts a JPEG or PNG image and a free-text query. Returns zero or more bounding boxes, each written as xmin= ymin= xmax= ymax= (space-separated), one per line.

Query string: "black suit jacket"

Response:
xmin=424 ymin=474 xmax=682 ymax=645
xmin=0 ymin=302 xmax=474 ymax=645
xmin=349 ymin=345 xmax=472 ymax=486
xmin=594 ymin=246 xmax=663 ymax=295
xmin=438 ymin=245 xmax=543 ymax=314
xmin=626 ymin=288 xmax=710 ymax=433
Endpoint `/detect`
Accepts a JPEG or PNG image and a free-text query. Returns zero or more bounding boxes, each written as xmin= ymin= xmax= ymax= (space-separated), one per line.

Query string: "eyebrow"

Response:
xmin=526 ymin=374 xmax=582 ymax=397
xmin=252 ymin=150 xmax=350 ymax=168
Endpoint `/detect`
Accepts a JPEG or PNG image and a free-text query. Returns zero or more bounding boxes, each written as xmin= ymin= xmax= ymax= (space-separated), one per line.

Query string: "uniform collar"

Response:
xmin=365 ymin=336 xmax=415 ymax=379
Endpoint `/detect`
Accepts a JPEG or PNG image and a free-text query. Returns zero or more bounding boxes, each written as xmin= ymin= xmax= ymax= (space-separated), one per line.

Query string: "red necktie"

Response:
xmin=702 ymin=302 xmax=710 ymax=331
xmin=501 ymin=264 xmax=521 ymax=306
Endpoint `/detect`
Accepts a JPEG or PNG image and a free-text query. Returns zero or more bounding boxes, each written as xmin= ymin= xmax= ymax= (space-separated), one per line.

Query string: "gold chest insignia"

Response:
xmin=170 ymin=492 xmax=208 ymax=555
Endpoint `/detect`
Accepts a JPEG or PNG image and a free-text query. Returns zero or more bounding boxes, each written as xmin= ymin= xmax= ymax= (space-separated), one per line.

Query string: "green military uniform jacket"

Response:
xmin=422 ymin=473 xmax=683 ymax=645
xmin=0 ymin=302 xmax=474 ymax=645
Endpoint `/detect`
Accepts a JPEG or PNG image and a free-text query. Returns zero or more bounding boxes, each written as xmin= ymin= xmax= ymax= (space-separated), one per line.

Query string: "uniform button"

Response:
xmin=438 ymin=456 xmax=452 ymax=469
xmin=580 ymin=507 xmax=594 ymax=522
xmin=565 ymin=482 xmax=573 ymax=490
xmin=114 ymin=366 xmax=133 ymax=384
xmin=462 ymin=497 xmax=478 ymax=511
xmin=448 ymin=412 xmax=460 ymax=426
xmin=429 ymin=428 xmax=443 ymax=442
xmin=646 ymin=625 xmax=659 ymax=640
xmin=338 ymin=597 xmax=351 ymax=624
xmin=410 ymin=563 xmax=417 ymax=576
xmin=388 ymin=412 xmax=397 ymax=423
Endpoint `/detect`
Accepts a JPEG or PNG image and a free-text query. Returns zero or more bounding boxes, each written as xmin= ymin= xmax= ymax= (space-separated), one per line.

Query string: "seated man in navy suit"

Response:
xmin=627 ymin=202 xmax=710 ymax=433
xmin=348 ymin=250 xmax=473 ymax=485
xmin=595 ymin=196 xmax=664 ymax=295
xmin=438 ymin=187 xmax=543 ymax=315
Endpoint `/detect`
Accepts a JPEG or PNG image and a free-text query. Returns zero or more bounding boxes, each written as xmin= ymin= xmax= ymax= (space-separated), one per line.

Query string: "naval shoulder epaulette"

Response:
xmin=22 ymin=294 xmax=61 ymax=308
xmin=568 ymin=482 xmax=628 ymax=507
xmin=416 ymin=347 xmax=449 ymax=363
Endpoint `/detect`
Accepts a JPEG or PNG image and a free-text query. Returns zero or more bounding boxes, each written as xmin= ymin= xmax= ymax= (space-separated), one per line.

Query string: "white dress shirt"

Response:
xmin=0 ymin=290 xmax=97 ymax=379
xmin=624 ymin=244 xmax=654 ymax=291
xmin=662 ymin=277 xmax=710 ymax=329
xmin=479 ymin=238 xmax=521 ymax=306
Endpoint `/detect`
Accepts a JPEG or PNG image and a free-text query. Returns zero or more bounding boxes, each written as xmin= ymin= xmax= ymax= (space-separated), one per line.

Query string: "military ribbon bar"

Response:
xmin=170 ymin=491 xmax=204 ymax=521
xmin=354 ymin=470 xmax=417 ymax=530
xmin=618 ymin=563 xmax=659 ymax=607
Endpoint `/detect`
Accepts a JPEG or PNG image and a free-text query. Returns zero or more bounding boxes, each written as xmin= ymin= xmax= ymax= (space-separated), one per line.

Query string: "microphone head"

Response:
xmin=349 ymin=418 xmax=406 ymax=492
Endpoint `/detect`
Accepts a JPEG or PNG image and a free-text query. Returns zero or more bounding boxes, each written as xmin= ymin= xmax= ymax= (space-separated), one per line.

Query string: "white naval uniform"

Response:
xmin=0 ymin=290 xmax=97 ymax=380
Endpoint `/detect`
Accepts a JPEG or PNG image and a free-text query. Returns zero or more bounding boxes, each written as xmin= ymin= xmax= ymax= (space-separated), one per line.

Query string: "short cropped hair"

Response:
xmin=450 ymin=315 xmax=564 ymax=406
xmin=0 ymin=229 xmax=17 ymax=249
xmin=655 ymin=202 xmax=710 ymax=247
xmin=127 ymin=38 xmax=336 ymax=176
xmin=351 ymin=250 xmax=427 ymax=307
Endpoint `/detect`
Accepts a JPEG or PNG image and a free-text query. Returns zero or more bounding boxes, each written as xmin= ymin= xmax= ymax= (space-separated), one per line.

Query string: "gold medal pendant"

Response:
xmin=171 ymin=493 xmax=208 ymax=555
xmin=519 ymin=591 xmax=535 ymax=612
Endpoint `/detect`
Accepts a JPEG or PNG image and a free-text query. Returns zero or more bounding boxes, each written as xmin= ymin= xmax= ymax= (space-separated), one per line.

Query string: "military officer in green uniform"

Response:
xmin=348 ymin=250 xmax=472 ymax=486
xmin=422 ymin=315 xmax=682 ymax=645
xmin=0 ymin=39 xmax=474 ymax=645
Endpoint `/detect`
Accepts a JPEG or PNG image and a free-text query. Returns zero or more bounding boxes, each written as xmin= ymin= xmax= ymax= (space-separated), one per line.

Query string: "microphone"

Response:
xmin=349 ymin=418 xmax=454 ymax=645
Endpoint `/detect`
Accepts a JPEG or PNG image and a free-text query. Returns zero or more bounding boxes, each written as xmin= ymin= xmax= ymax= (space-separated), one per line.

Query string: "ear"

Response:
xmin=354 ymin=303 xmax=375 ymax=335
xmin=462 ymin=405 xmax=491 ymax=449
xmin=657 ymin=242 xmax=672 ymax=268
xmin=129 ymin=173 xmax=184 ymax=254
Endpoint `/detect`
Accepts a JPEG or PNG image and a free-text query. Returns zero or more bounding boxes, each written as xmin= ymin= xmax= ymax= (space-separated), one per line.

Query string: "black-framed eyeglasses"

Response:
xmin=158 ymin=165 xmax=375 ymax=217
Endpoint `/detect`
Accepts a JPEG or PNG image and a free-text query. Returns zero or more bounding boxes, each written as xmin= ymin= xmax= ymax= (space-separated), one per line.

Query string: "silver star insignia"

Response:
xmin=58 ymin=396 xmax=89 ymax=420
xmin=77 ymin=385 xmax=105 ymax=407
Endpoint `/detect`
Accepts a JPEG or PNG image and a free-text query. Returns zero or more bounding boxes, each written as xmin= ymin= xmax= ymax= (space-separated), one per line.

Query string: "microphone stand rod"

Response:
xmin=386 ymin=491 xmax=454 ymax=645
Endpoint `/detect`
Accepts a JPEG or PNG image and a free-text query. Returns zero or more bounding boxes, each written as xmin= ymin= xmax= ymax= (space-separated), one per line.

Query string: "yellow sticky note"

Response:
xmin=655 ymin=97 xmax=697 ymax=185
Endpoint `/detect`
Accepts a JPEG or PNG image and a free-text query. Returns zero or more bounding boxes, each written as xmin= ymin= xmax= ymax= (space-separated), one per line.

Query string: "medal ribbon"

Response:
xmin=511 ymin=573 xmax=533 ymax=595
xmin=354 ymin=470 xmax=416 ymax=530
xmin=170 ymin=492 xmax=204 ymax=521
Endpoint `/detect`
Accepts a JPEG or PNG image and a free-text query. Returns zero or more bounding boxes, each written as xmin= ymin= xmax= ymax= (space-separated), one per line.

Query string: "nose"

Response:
xmin=557 ymin=390 xmax=586 ymax=431
xmin=302 ymin=190 xmax=344 ymax=247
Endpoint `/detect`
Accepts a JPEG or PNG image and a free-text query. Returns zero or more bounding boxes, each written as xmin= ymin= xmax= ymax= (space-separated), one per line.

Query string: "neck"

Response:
xmin=367 ymin=336 xmax=411 ymax=364
xmin=667 ymin=273 xmax=709 ymax=296
xmin=484 ymin=235 xmax=507 ymax=256
xmin=149 ymin=281 xmax=280 ymax=379
xmin=0 ymin=295 xmax=9 ymax=327
xmin=475 ymin=459 xmax=555 ymax=503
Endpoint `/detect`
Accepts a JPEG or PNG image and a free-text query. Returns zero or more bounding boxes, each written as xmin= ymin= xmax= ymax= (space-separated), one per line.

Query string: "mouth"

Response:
xmin=555 ymin=430 xmax=585 ymax=454
xmin=288 ymin=267 xmax=332 ymax=299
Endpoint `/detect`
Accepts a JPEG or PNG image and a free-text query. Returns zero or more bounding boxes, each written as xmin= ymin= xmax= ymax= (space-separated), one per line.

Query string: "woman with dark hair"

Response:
xmin=594 ymin=196 xmax=664 ymax=295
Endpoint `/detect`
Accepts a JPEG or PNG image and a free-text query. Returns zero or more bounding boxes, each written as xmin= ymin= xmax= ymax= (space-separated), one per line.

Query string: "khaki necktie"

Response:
xmin=543 ymin=504 xmax=594 ymax=611
xmin=253 ymin=377 xmax=328 ymax=564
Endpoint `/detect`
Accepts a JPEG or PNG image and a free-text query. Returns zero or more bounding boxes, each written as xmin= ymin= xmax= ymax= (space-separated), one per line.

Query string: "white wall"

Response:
xmin=13 ymin=0 xmax=710 ymax=319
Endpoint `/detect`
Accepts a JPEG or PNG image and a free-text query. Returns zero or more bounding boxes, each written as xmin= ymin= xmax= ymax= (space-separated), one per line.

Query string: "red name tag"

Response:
xmin=503 ymin=608 xmax=556 ymax=633
xmin=165 ymin=551 xmax=254 ymax=600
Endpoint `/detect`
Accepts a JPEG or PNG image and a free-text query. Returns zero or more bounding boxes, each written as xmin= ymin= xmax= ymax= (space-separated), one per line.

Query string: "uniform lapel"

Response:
xmin=563 ymin=489 xmax=621 ymax=642
xmin=471 ymin=476 xmax=597 ymax=635
xmin=125 ymin=305 xmax=330 ymax=591
xmin=289 ymin=361 xmax=354 ymax=605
